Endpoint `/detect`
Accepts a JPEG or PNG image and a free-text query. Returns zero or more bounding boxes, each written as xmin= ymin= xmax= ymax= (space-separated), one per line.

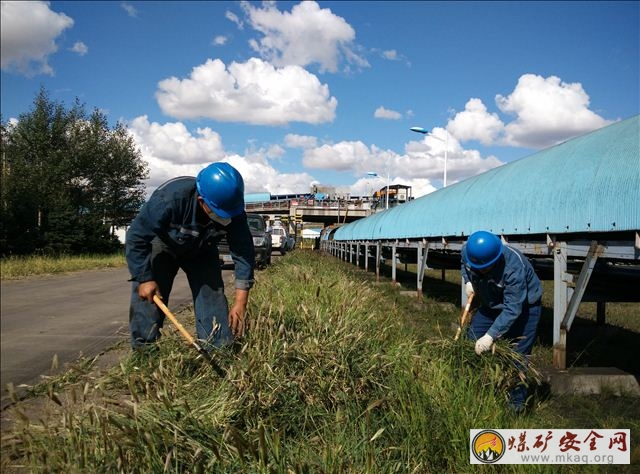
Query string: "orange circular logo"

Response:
xmin=472 ymin=430 xmax=505 ymax=463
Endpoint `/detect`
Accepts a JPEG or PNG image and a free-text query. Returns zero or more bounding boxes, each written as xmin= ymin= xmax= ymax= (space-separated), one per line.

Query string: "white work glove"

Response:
xmin=475 ymin=334 xmax=494 ymax=355
xmin=465 ymin=281 xmax=474 ymax=297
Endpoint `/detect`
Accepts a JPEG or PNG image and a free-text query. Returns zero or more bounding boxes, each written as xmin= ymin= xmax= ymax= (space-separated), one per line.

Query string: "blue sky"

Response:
xmin=2 ymin=1 xmax=638 ymax=198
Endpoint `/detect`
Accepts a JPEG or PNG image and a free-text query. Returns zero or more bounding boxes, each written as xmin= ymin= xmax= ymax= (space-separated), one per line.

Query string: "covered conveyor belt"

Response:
xmin=321 ymin=116 xmax=640 ymax=369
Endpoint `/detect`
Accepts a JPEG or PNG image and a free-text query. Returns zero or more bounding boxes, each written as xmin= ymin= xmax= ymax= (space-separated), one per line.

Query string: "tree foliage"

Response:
xmin=1 ymin=88 xmax=148 ymax=255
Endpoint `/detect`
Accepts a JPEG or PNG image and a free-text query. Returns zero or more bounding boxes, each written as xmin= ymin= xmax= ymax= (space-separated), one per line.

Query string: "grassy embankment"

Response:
xmin=1 ymin=250 xmax=638 ymax=472
xmin=1 ymin=253 xmax=126 ymax=280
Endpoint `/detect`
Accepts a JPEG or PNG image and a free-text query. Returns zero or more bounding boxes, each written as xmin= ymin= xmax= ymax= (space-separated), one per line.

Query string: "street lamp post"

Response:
xmin=410 ymin=126 xmax=449 ymax=188
xmin=365 ymin=171 xmax=376 ymax=200
xmin=385 ymin=168 xmax=390 ymax=209
xmin=367 ymin=169 xmax=390 ymax=210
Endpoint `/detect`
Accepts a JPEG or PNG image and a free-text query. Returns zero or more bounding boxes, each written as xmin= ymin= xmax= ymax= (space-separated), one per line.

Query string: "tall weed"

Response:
xmin=1 ymin=250 xmax=635 ymax=473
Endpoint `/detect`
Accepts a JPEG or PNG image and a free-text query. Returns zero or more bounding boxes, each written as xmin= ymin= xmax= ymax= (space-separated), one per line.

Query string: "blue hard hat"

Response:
xmin=196 ymin=162 xmax=245 ymax=218
xmin=464 ymin=231 xmax=503 ymax=270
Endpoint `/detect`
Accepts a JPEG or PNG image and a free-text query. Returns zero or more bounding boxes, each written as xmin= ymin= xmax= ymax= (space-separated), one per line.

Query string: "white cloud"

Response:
xmin=374 ymin=106 xmax=402 ymax=120
xmin=303 ymin=141 xmax=376 ymax=172
xmin=156 ymin=58 xmax=337 ymax=125
xmin=1 ymin=0 xmax=73 ymax=76
xmin=448 ymin=98 xmax=504 ymax=145
xmin=232 ymin=148 xmax=315 ymax=194
xmin=121 ymin=3 xmax=138 ymax=17
xmin=372 ymin=47 xmax=410 ymax=67
xmin=284 ymin=134 xmax=318 ymax=149
xmin=126 ymin=115 xmax=315 ymax=195
xmin=241 ymin=0 xmax=368 ymax=73
xmin=400 ymin=179 xmax=438 ymax=199
xmin=382 ymin=50 xmax=397 ymax=60
xmin=138 ymin=68 xmax=613 ymax=199
xmin=281 ymin=71 xmax=614 ymax=197
xmin=212 ymin=35 xmax=227 ymax=46
xmin=225 ymin=10 xmax=243 ymax=29
xmin=496 ymin=74 xmax=613 ymax=148
xmin=404 ymin=132 xmax=504 ymax=188
xmin=444 ymin=74 xmax=613 ymax=150
xmin=127 ymin=115 xmax=226 ymax=167
xmin=126 ymin=115 xmax=505 ymax=199
xmin=299 ymin=133 xmax=504 ymax=197
xmin=70 ymin=41 xmax=88 ymax=56
xmin=241 ymin=167 xmax=316 ymax=194
xmin=266 ymin=144 xmax=285 ymax=159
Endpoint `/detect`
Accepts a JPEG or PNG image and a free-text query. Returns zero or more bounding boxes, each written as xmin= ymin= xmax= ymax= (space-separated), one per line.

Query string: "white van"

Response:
xmin=271 ymin=225 xmax=293 ymax=254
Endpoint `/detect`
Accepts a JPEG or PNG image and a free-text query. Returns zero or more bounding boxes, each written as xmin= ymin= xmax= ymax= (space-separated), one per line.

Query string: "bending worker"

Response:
xmin=125 ymin=162 xmax=255 ymax=352
xmin=461 ymin=230 xmax=542 ymax=411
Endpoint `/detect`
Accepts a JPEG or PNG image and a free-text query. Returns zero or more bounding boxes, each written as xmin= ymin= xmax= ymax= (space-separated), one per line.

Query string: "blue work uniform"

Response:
xmin=461 ymin=244 xmax=542 ymax=410
xmin=125 ymin=177 xmax=255 ymax=350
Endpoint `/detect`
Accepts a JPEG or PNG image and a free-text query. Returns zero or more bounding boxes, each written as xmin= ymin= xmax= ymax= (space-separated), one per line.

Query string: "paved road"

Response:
xmin=0 ymin=267 xmax=200 ymax=408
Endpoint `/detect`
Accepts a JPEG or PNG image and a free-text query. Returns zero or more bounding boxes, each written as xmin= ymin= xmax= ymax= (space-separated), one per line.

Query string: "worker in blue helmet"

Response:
xmin=461 ymin=230 xmax=543 ymax=412
xmin=125 ymin=162 xmax=255 ymax=352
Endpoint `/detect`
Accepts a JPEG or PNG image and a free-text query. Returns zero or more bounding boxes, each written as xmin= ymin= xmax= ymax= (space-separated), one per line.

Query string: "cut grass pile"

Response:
xmin=1 ymin=250 xmax=638 ymax=472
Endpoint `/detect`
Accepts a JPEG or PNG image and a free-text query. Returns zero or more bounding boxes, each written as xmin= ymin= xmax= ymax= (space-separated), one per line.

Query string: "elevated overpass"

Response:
xmin=245 ymin=194 xmax=414 ymax=227
xmin=245 ymin=185 xmax=413 ymax=227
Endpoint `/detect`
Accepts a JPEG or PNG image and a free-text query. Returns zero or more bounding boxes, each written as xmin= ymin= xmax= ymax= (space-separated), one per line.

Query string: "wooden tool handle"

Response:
xmin=153 ymin=295 xmax=196 ymax=345
xmin=454 ymin=292 xmax=474 ymax=341
xmin=152 ymin=295 xmax=226 ymax=377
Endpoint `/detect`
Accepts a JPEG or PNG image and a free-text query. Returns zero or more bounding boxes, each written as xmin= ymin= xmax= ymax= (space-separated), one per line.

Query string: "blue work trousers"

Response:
xmin=467 ymin=302 xmax=541 ymax=410
xmin=129 ymin=238 xmax=233 ymax=351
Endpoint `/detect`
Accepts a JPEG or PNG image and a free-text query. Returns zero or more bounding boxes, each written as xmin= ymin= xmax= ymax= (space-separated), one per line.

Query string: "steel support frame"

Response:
xmin=376 ymin=243 xmax=381 ymax=282
xmin=391 ymin=242 xmax=397 ymax=285
xmin=363 ymin=243 xmax=368 ymax=271
xmin=416 ymin=242 xmax=428 ymax=299
xmin=552 ymin=240 xmax=603 ymax=369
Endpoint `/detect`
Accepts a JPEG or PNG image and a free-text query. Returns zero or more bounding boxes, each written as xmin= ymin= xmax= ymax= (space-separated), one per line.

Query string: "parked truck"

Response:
xmin=218 ymin=213 xmax=272 ymax=269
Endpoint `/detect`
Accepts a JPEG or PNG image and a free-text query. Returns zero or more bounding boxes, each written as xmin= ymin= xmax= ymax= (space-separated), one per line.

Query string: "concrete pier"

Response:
xmin=542 ymin=367 xmax=640 ymax=396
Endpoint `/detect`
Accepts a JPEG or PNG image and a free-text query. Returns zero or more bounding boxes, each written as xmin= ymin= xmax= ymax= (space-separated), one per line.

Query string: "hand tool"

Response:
xmin=153 ymin=295 xmax=226 ymax=377
xmin=454 ymin=292 xmax=474 ymax=341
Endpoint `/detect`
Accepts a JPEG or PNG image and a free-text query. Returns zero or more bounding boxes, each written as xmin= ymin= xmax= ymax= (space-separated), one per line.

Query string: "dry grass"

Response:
xmin=1 ymin=250 xmax=638 ymax=473
xmin=1 ymin=253 xmax=126 ymax=280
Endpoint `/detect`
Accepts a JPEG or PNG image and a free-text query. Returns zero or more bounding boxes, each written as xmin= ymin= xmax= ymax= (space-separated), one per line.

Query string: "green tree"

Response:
xmin=1 ymin=89 xmax=77 ymax=253
xmin=66 ymin=108 xmax=148 ymax=236
xmin=1 ymin=88 xmax=148 ymax=255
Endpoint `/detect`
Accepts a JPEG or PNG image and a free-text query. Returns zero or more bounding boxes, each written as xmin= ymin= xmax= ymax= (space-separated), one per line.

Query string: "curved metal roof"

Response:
xmin=334 ymin=115 xmax=639 ymax=241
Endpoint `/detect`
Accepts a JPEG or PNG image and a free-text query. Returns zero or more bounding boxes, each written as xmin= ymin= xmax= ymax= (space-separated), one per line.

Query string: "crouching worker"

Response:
xmin=125 ymin=162 xmax=255 ymax=352
xmin=461 ymin=230 xmax=542 ymax=412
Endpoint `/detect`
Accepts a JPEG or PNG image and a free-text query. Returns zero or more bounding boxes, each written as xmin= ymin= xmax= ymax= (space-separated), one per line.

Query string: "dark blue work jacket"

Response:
xmin=461 ymin=245 xmax=542 ymax=339
xmin=125 ymin=177 xmax=255 ymax=290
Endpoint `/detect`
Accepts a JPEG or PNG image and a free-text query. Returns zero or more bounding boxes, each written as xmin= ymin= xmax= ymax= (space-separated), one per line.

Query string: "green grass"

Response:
xmin=382 ymin=262 xmax=640 ymax=376
xmin=0 ymin=252 xmax=126 ymax=280
xmin=1 ymin=250 xmax=638 ymax=472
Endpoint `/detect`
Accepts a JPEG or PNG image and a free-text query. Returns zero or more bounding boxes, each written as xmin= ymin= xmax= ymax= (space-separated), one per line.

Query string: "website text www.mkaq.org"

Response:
xmin=519 ymin=453 xmax=615 ymax=464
